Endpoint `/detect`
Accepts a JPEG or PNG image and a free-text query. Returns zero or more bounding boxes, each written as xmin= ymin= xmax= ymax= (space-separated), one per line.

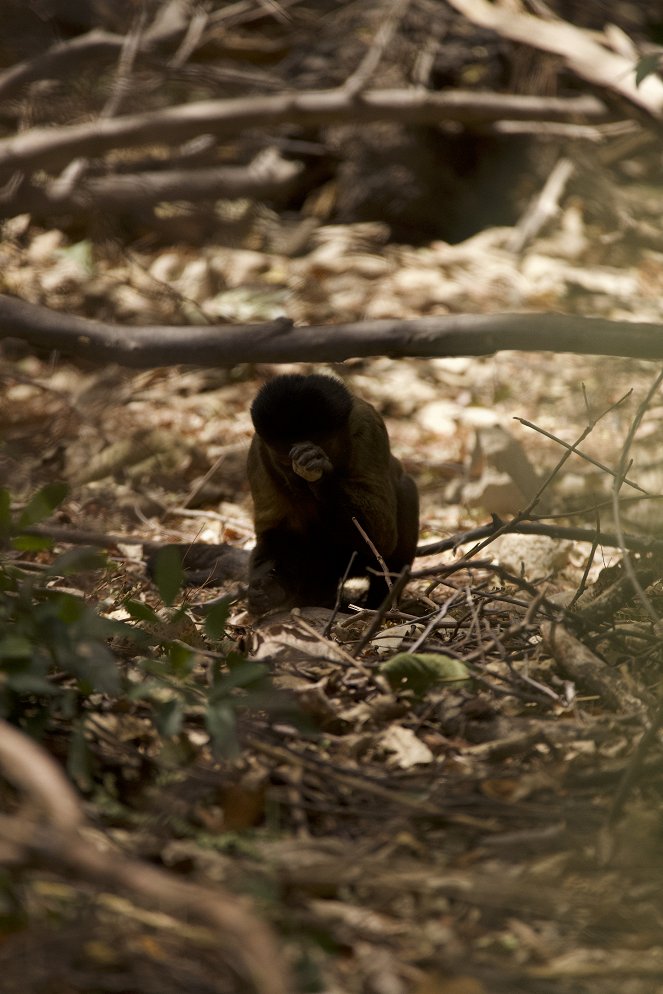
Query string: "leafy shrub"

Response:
xmin=0 ymin=484 xmax=283 ymax=784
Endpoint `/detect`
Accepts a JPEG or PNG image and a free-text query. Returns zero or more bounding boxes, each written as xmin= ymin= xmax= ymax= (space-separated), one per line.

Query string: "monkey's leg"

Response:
xmin=393 ymin=472 xmax=420 ymax=567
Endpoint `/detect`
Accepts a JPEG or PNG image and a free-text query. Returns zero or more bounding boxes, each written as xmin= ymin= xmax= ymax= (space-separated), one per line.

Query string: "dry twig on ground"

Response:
xmin=0 ymin=720 xmax=290 ymax=994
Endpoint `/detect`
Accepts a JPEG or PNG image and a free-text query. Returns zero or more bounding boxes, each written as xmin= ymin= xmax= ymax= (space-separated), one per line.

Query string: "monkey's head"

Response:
xmin=250 ymin=374 xmax=352 ymax=460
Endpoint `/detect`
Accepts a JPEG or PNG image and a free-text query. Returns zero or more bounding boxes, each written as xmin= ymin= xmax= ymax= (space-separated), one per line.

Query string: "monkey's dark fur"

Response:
xmin=247 ymin=373 xmax=419 ymax=613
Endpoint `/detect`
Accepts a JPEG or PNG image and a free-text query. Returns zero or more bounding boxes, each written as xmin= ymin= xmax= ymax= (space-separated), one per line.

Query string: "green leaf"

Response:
xmin=0 ymin=489 xmax=10 ymax=542
xmin=64 ymin=641 xmax=122 ymax=696
xmin=6 ymin=672 xmax=57 ymax=695
xmin=205 ymin=700 xmax=239 ymax=758
xmin=211 ymin=658 xmax=268 ymax=698
xmin=151 ymin=545 xmax=184 ymax=606
xmin=380 ymin=652 xmax=471 ymax=696
xmin=11 ymin=534 xmax=53 ymax=552
xmin=203 ymin=598 xmax=231 ymax=640
xmin=0 ymin=634 xmax=33 ymax=662
xmin=17 ymin=482 xmax=69 ymax=527
xmin=47 ymin=547 xmax=106 ymax=576
xmin=124 ymin=598 xmax=161 ymax=625
xmin=54 ymin=592 xmax=86 ymax=624
xmin=167 ymin=641 xmax=196 ymax=678
xmin=635 ymin=52 xmax=663 ymax=87
xmin=67 ymin=721 xmax=93 ymax=789
xmin=154 ymin=698 xmax=183 ymax=737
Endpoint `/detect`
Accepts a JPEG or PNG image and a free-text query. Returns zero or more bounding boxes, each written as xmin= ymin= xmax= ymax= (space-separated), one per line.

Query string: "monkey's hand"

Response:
xmin=290 ymin=442 xmax=333 ymax=483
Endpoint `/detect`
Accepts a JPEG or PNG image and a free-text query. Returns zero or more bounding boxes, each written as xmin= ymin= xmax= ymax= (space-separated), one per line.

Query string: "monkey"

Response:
xmin=247 ymin=373 xmax=419 ymax=613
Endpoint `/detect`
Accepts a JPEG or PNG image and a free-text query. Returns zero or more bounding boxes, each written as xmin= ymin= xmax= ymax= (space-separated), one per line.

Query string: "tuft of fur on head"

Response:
xmin=251 ymin=374 xmax=352 ymax=445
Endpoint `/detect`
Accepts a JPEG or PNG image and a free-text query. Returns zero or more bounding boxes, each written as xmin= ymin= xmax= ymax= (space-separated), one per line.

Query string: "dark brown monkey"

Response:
xmin=247 ymin=373 xmax=419 ymax=613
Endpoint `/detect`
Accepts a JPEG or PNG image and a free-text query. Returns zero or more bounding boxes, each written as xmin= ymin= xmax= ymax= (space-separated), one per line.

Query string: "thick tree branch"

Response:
xmin=0 ymin=719 xmax=290 ymax=994
xmin=0 ymin=721 xmax=83 ymax=831
xmin=446 ymin=0 xmax=663 ymax=121
xmin=1 ymin=151 xmax=302 ymax=217
xmin=0 ymin=89 xmax=611 ymax=175
xmin=3 ymin=294 xmax=663 ymax=368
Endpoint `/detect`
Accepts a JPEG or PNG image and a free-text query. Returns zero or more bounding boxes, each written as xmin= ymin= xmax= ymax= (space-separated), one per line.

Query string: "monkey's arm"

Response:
xmin=339 ymin=399 xmax=400 ymax=555
xmin=247 ymin=436 xmax=313 ymax=611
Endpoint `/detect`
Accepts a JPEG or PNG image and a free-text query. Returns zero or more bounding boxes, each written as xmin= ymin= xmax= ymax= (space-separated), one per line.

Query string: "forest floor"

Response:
xmin=3 ymin=198 xmax=663 ymax=994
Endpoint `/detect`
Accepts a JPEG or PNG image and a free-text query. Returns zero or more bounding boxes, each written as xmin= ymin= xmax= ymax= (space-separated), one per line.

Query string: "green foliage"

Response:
xmin=150 ymin=544 xmax=185 ymax=606
xmin=635 ymin=52 xmax=663 ymax=87
xmin=0 ymin=489 xmax=10 ymax=542
xmin=0 ymin=483 xmax=290 ymax=790
xmin=0 ymin=552 xmax=138 ymax=708
xmin=203 ymin=597 xmax=232 ymax=640
xmin=380 ymin=652 xmax=471 ymax=697
xmin=17 ymin=482 xmax=69 ymax=528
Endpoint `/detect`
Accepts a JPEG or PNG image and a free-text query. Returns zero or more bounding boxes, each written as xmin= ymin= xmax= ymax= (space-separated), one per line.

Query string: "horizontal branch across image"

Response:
xmin=2 ymin=293 xmax=663 ymax=368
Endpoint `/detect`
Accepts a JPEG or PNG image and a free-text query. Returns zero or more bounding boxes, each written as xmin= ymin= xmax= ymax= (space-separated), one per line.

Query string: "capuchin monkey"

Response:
xmin=247 ymin=373 xmax=419 ymax=613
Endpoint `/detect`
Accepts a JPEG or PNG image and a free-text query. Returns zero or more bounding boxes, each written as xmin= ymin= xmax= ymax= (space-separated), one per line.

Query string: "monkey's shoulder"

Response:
xmin=348 ymin=397 xmax=388 ymax=444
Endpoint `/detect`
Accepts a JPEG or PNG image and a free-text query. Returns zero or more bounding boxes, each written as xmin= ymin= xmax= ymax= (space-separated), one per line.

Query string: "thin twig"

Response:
xmin=352 ymin=516 xmax=391 ymax=589
xmin=323 ymin=551 xmax=357 ymax=637
xmin=408 ymin=590 xmax=465 ymax=653
xmin=343 ymin=0 xmax=411 ymax=97
xmin=608 ymin=696 xmax=663 ymax=827
xmin=508 ymin=156 xmax=574 ymax=254
xmin=610 ymin=370 xmax=663 ymax=624
xmin=515 ymin=408 xmax=648 ymax=494
xmin=0 ymin=720 xmax=290 ymax=994
xmin=351 ymin=566 xmax=411 ymax=657
xmin=438 ymin=390 xmax=634 ymax=573
xmin=569 ymin=512 xmax=601 ymax=607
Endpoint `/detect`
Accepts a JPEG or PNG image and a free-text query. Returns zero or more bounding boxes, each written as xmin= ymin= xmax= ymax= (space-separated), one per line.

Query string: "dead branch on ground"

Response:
xmin=415 ymin=520 xmax=663 ymax=562
xmin=0 ymin=719 xmax=290 ymax=994
xmin=0 ymin=89 xmax=611 ymax=175
xmin=4 ymin=150 xmax=302 ymax=217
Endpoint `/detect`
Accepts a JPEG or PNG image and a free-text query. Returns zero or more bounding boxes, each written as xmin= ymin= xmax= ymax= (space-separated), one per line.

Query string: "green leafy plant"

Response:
xmin=635 ymin=51 xmax=663 ymax=87
xmin=380 ymin=652 xmax=471 ymax=697
xmin=0 ymin=485 xmax=149 ymax=766
xmin=0 ymin=484 xmax=293 ymax=788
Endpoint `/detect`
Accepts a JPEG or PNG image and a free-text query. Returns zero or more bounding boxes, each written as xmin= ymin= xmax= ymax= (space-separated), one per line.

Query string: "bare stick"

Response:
xmin=9 ymin=296 xmax=663 ymax=368
xmin=608 ymin=697 xmax=663 ymax=828
xmin=569 ymin=513 xmax=601 ymax=608
xmin=610 ymin=370 xmax=663 ymax=624
xmin=344 ymin=0 xmax=411 ymax=97
xmin=323 ymin=551 xmax=358 ymax=637
xmin=6 ymin=153 xmax=302 ymax=217
xmin=408 ymin=589 xmax=465 ymax=653
xmin=0 ymin=721 xmax=83 ymax=831
xmin=0 ymin=719 xmax=290 ymax=994
xmin=446 ymin=0 xmax=663 ymax=119
xmin=352 ymin=516 xmax=391 ymax=589
xmin=351 ymin=566 xmax=411 ymax=657
xmin=443 ymin=393 xmax=631 ymax=571
xmin=515 ymin=409 xmax=648 ymax=494
xmin=0 ymin=89 xmax=612 ymax=174
xmin=508 ymin=156 xmax=574 ymax=254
